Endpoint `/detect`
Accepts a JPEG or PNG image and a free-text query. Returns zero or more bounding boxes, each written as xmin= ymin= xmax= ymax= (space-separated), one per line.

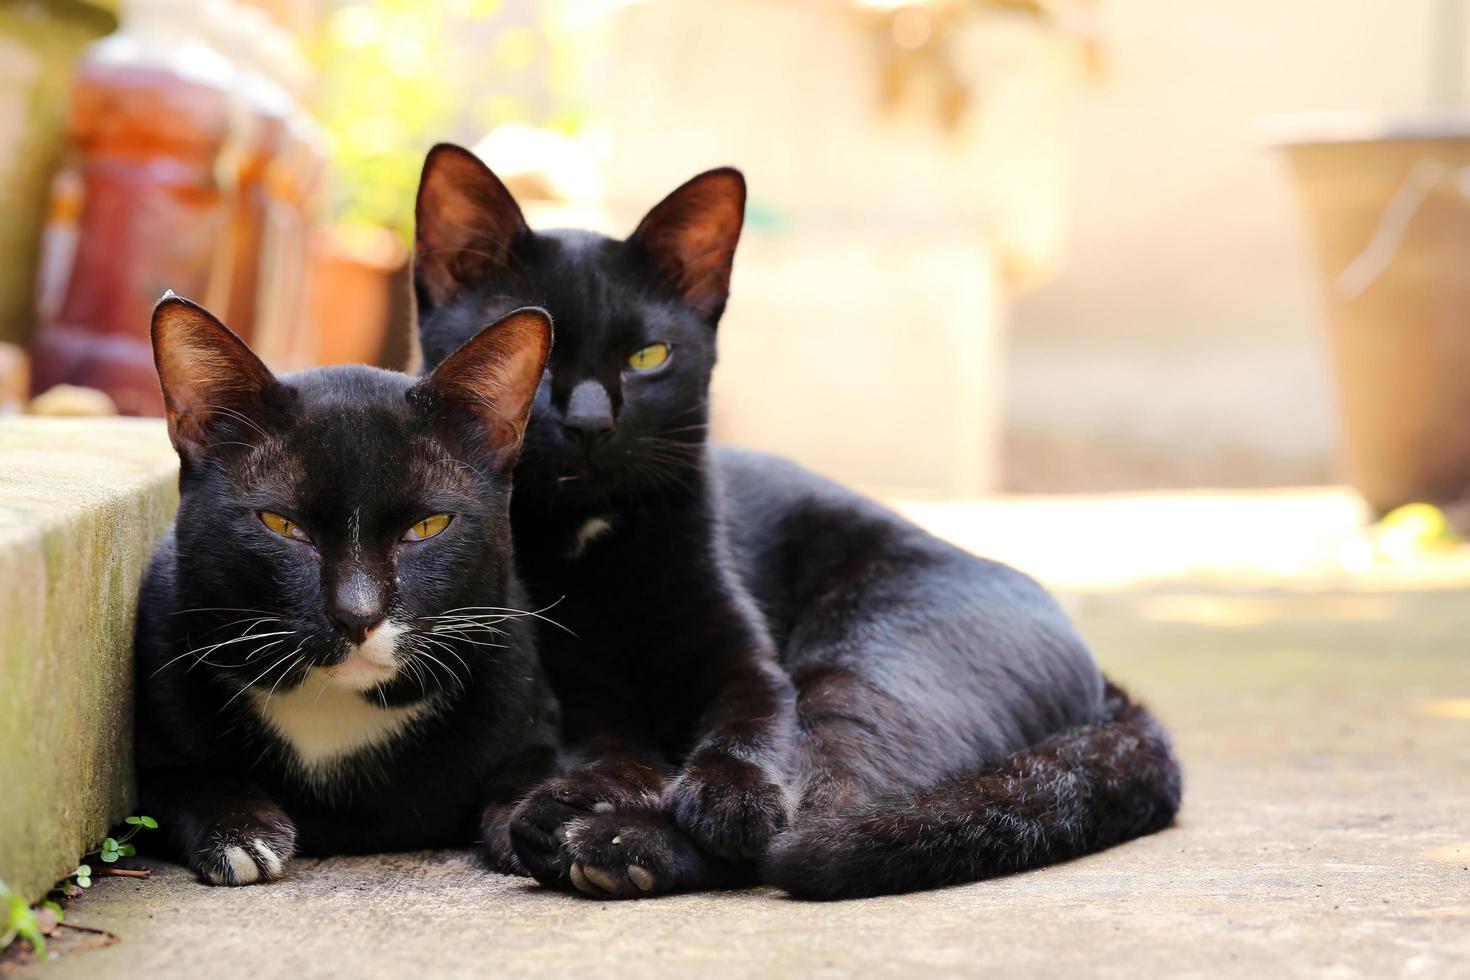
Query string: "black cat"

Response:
xmin=414 ymin=145 xmax=1182 ymax=900
xmin=417 ymin=148 xmax=798 ymax=897
xmin=134 ymin=295 xmax=561 ymax=884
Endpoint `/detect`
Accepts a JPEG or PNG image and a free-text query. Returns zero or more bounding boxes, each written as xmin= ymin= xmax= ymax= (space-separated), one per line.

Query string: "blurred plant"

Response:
xmin=316 ymin=0 xmax=589 ymax=243
xmin=1 ymin=881 xmax=63 ymax=959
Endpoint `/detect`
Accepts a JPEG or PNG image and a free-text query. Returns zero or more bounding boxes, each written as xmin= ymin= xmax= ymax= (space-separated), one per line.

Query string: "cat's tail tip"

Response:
xmin=762 ymin=680 xmax=1182 ymax=901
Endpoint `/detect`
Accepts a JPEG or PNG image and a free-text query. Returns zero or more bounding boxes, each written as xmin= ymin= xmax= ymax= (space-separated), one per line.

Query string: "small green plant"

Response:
xmin=1 ymin=881 xmax=63 ymax=959
xmin=69 ymin=815 xmax=158 ymax=890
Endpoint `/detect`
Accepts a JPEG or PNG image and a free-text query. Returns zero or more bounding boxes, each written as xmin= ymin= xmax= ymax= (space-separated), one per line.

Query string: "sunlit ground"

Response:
xmin=895 ymin=488 xmax=1470 ymax=596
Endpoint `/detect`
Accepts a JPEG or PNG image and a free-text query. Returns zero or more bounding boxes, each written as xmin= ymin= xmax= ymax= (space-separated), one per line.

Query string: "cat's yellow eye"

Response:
xmin=626 ymin=343 xmax=671 ymax=372
xmin=403 ymin=513 xmax=453 ymax=542
xmin=260 ymin=511 xmax=310 ymax=543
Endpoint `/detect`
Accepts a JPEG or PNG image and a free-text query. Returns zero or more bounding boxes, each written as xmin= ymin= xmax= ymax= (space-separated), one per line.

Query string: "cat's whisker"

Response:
xmin=186 ymin=629 xmax=296 ymax=660
xmin=220 ymin=649 xmax=304 ymax=712
xmin=423 ymin=616 xmax=508 ymax=631
xmin=420 ymin=628 xmax=499 ymax=658
xmin=628 ymin=456 xmax=697 ymax=496
xmin=171 ymin=606 xmax=281 ymax=617
xmin=424 ymin=600 xmax=575 ymax=635
xmin=635 ymin=458 xmax=699 ymax=493
xmin=262 ymin=645 xmax=309 ymax=708
xmin=409 ymin=643 xmax=467 ymax=693
xmin=401 ymin=651 xmax=431 ymax=698
xmin=229 ymin=637 xmax=289 ymax=668
xmin=417 ymin=615 xmax=510 ymax=632
xmin=426 ymin=630 xmax=506 ymax=649
xmin=418 ymin=616 xmax=509 ymax=628
xmin=193 ymin=616 xmax=283 ymax=640
xmin=417 ymin=625 xmax=511 ymax=642
xmin=152 ymin=628 xmax=298 ymax=678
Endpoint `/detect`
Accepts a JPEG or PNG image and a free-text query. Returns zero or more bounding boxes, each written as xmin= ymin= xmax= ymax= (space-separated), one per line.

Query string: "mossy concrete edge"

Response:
xmin=0 ymin=417 xmax=177 ymax=901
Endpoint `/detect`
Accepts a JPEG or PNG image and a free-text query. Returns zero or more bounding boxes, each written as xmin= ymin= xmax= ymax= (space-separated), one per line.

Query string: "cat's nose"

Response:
xmin=560 ymin=379 xmax=614 ymax=443
xmin=326 ymin=570 xmax=388 ymax=644
xmin=328 ymin=606 xmax=386 ymax=646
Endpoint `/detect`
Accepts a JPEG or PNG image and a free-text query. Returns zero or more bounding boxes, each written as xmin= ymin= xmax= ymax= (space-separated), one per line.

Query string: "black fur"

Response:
xmin=416 ymin=146 xmax=796 ymax=897
xmin=413 ymin=145 xmax=1182 ymax=900
xmin=134 ymin=296 xmax=561 ymax=884
xmin=764 ymin=681 xmax=1181 ymax=899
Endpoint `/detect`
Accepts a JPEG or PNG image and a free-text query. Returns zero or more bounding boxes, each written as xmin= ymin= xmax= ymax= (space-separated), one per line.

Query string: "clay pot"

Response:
xmin=301 ymin=224 xmax=406 ymax=369
xmin=1275 ymin=111 xmax=1470 ymax=514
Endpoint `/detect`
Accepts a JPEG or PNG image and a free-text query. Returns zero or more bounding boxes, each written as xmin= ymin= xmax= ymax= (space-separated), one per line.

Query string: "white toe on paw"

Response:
xmin=225 ymin=845 xmax=260 ymax=884
xmin=592 ymin=801 xmax=615 ymax=814
xmin=250 ymin=839 xmax=284 ymax=877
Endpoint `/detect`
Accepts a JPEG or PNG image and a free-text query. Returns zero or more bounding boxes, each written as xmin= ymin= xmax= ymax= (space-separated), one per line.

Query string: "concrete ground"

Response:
xmin=17 ymin=493 xmax=1470 ymax=979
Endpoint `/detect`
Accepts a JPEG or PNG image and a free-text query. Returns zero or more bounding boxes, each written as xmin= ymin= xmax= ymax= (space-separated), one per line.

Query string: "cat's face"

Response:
xmin=413 ymin=145 xmax=745 ymax=506
xmin=153 ymin=296 xmax=550 ymax=700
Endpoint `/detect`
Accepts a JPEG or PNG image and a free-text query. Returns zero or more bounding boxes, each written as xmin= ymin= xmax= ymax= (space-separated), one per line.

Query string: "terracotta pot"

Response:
xmin=1275 ymin=111 xmax=1470 ymax=514
xmin=302 ymin=225 xmax=405 ymax=369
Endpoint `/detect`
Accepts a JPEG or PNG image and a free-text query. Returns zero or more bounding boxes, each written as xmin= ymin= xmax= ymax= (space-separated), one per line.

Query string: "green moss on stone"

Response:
xmin=0 ymin=418 xmax=177 ymax=901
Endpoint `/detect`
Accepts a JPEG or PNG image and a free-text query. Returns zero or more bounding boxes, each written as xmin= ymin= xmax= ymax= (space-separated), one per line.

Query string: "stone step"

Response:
xmin=0 ymin=417 xmax=176 ymax=901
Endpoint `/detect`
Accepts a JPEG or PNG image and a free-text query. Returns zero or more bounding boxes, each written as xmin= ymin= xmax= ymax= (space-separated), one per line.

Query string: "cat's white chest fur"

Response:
xmin=571 ymin=516 xmax=612 ymax=559
xmin=249 ymin=669 xmax=431 ymax=778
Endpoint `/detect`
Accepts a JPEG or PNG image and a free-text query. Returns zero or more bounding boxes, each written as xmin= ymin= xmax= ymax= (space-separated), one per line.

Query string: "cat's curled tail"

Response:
xmin=762 ymin=680 xmax=1182 ymax=900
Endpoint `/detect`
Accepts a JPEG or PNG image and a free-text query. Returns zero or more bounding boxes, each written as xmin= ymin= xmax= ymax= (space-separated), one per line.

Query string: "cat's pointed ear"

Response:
xmin=630 ymin=167 xmax=746 ymax=324
xmin=414 ymin=143 xmax=530 ymax=311
xmin=151 ymin=294 xmax=277 ymax=460
xmin=413 ymin=306 xmax=552 ymax=468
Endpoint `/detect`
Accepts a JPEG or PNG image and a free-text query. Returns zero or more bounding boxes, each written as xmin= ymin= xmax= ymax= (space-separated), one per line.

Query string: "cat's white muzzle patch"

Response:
xmin=328 ymin=620 xmax=404 ymax=691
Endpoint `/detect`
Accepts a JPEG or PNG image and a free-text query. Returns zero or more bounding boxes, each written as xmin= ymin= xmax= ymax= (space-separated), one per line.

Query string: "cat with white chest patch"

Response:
xmin=133 ymin=295 xmax=562 ymax=884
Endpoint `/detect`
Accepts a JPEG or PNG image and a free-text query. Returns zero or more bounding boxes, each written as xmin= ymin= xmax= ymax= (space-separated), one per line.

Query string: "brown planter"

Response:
xmin=1276 ymin=112 xmax=1470 ymax=514
xmin=301 ymin=225 xmax=405 ymax=369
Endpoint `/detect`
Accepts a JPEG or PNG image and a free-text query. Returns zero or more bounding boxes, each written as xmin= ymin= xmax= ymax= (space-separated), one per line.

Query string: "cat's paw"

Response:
xmin=664 ymin=753 xmax=791 ymax=861
xmin=480 ymin=803 xmax=529 ymax=877
xmin=509 ymin=770 xmax=659 ymax=887
xmin=561 ymin=810 xmax=741 ymax=900
xmin=192 ymin=809 xmax=298 ymax=886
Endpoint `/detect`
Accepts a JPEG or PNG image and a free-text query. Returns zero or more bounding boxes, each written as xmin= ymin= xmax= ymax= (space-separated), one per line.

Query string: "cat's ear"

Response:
xmin=413 ymin=306 xmax=552 ymax=467
xmin=414 ymin=143 xmax=530 ymax=311
xmin=630 ymin=167 xmax=746 ymax=324
xmin=151 ymin=293 xmax=277 ymax=460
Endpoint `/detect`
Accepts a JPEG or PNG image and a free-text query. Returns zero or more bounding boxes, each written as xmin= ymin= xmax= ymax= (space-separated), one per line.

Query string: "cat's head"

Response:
xmin=413 ymin=143 xmax=745 ymax=506
xmin=152 ymin=294 xmax=550 ymax=699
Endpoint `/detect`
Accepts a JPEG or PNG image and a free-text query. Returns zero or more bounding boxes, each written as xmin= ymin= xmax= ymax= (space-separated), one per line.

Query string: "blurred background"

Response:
xmin=5 ymin=0 xmax=1470 ymax=518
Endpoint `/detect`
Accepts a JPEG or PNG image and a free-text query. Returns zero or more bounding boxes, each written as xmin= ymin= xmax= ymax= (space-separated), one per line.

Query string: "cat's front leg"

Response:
xmin=664 ymin=659 xmax=799 ymax=861
xmin=477 ymin=742 xmax=562 ymax=877
xmin=507 ymin=738 xmax=665 ymax=888
xmin=140 ymin=768 xmax=298 ymax=886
